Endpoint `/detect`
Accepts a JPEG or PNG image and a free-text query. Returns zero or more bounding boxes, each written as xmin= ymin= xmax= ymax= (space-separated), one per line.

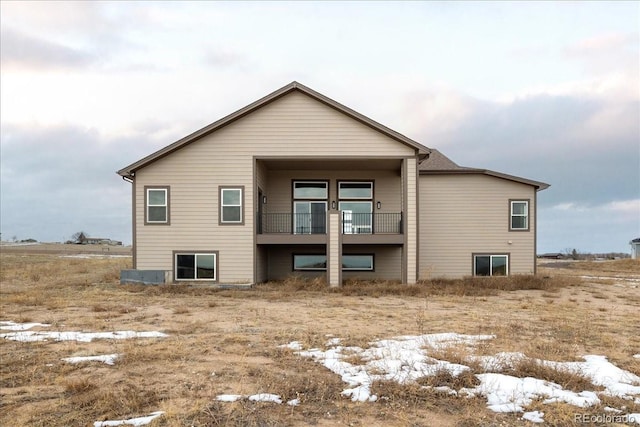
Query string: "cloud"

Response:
xmin=540 ymin=199 xmax=640 ymax=253
xmin=0 ymin=27 xmax=96 ymax=70
xmin=564 ymin=32 xmax=638 ymax=58
xmin=0 ymin=124 xmax=162 ymax=243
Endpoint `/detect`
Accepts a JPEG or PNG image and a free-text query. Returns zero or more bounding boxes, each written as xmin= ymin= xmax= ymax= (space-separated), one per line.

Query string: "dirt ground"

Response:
xmin=1 ymin=248 xmax=638 ymax=426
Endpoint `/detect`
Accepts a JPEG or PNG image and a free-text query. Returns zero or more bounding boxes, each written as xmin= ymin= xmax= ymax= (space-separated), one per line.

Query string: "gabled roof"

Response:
xmin=117 ymin=81 xmax=430 ymax=178
xmin=419 ymin=150 xmax=550 ymax=191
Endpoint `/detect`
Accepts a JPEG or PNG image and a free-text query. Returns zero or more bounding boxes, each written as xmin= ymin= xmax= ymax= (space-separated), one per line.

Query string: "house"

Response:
xmin=77 ymin=233 xmax=122 ymax=246
xmin=631 ymin=238 xmax=640 ymax=259
xmin=117 ymin=82 xmax=549 ymax=286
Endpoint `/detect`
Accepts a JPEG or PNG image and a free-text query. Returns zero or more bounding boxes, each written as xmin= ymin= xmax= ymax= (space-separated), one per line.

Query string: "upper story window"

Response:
xmin=293 ymin=181 xmax=328 ymax=199
xmin=338 ymin=182 xmax=373 ymax=199
xmin=510 ymin=200 xmax=529 ymax=231
xmin=145 ymin=187 xmax=169 ymax=225
xmin=220 ymin=187 xmax=244 ymax=224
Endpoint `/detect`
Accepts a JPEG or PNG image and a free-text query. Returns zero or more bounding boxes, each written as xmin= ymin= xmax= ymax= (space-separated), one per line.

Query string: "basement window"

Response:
xmin=175 ymin=252 xmax=217 ymax=281
xmin=474 ymin=254 xmax=508 ymax=276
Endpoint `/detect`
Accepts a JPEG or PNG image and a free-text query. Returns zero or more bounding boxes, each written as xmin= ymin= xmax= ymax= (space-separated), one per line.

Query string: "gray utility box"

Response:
xmin=120 ymin=270 xmax=168 ymax=285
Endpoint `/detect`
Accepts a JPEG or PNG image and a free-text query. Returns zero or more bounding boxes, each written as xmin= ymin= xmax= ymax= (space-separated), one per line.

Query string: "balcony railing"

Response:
xmin=258 ymin=212 xmax=402 ymax=234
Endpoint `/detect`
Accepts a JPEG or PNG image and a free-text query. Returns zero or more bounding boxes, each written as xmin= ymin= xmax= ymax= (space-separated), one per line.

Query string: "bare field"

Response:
xmin=1 ymin=251 xmax=639 ymax=426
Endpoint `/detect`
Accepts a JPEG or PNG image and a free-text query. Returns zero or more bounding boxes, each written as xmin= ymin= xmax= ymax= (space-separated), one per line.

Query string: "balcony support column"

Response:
xmin=402 ymin=157 xmax=418 ymax=284
xmin=327 ymin=211 xmax=342 ymax=287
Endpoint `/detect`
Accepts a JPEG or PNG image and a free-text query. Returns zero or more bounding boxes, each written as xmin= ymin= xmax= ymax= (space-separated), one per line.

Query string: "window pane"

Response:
xmin=294 ymin=255 xmax=327 ymax=270
xmin=196 ymin=255 xmax=215 ymax=279
xmin=475 ymin=256 xmax=491 ymax=276
xmin=339 ymin=202 xmax=372 ymax=214
xmin=222 ymin=206 xmax=241 ymax=222
xmin=512 ymin=202 xmax=526 ymax=215
xmin=492 ymin=256 xmax=508 ymax=276
xmin=176 ymin=255 xmax=195 ymax=279
xmin=339 ymin=182 xmax=372 ymax=199
xmin=148 ymin=206 xmax=167 ymax=222
xmin=294 ymin=182 xmax=327 ymax=199
xmin=148 ymin=190 xmax=166 ymax=205
xmin=343 ymin=255 xmax=373 ymax=270
xmin=511 ymin=216 xmax=527 ymax=229
xmin=222 ymin=189 xmax=241 ymax=205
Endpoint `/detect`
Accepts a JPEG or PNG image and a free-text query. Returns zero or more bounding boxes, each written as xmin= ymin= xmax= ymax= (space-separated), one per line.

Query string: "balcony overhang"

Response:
xmin=257 ymin=157 xmax=403 ymax=172
xmin=256 ymin=234 xmax=328 ymax=245
xmin=342 ymin=234 xmax=404 ymax=245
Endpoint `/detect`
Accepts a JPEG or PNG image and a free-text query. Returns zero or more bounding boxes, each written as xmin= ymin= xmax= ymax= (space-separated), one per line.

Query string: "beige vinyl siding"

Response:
xmin=404 ymin=158 xmax=418 ymax=284
xmin=134 ymin=91 xmax=414 ymax=282
xmin=267 ymin=245 xmax=326 ymax=281
xmin=343 ymin=246 xmax=402 ymax=281
xmin=328 ymin=212 xmax=341 ymax=286
xmin=419 ymin=174 xmax=536 ymax=279
xmin=255 ymin=161 xmax=269 ymax=282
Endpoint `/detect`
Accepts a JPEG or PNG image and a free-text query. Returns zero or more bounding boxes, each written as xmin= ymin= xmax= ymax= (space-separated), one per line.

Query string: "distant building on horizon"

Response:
xmin=77 ymin=233 xmax=122 ymax=246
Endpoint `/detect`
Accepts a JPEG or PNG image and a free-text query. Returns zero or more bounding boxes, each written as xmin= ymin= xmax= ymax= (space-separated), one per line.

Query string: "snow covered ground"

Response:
xmin=213 ymin=333 xmax=640 ymax=423
xmin=0 ymin=320 xmax=167 ymax=342
xmin=2 ymin=321 xmax=167 ymax=426
xmin=4 ymin=320 xmax=638 ymax=424
xmin=279 ymin=333 xmax=640 ymax=424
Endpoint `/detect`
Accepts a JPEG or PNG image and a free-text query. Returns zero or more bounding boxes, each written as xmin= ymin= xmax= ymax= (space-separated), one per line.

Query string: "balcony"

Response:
xmin=257 ymin=212 xmax=403 ymax=245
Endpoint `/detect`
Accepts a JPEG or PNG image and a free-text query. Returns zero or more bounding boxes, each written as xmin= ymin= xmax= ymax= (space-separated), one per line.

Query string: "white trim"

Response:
xmin=146 ymin=188 xmax=168 ymax=223
xmin=175 ymin=253 xmax=217 ymax=281
xmin=338 ymin=181 xmax=373 ymax=199
xmin=221 ymin=188 xmax=243 ymax=223
xmin=510 ymin=200 xmax=529 ymax=230
xmin=474 ymin=254 xmax=509 ymax=276
xmin=293 ymin=181 xmax=328 ymax=199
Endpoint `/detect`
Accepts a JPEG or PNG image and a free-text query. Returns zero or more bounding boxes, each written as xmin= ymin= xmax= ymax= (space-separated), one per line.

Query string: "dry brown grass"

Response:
xmin=1 ymin=252 xmax=638 ymax=426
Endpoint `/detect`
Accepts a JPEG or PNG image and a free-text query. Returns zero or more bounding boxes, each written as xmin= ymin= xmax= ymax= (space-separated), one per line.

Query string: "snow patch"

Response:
xmin=0 ymin=321 xmax=51 ymax=331
xmin=93 ymin=411 xmax=164 ymax=427
xmin=1 ymin=330 xmax=168 ymax=342
xmin=216 ymin=394 xmax=283 ymax=404
xmin=216 ymin=394 xmax=244 ymax=402
xmin=248 ymin=393 xmax=282 ymax=404
xmin=522 ymin=410 xmax=544 ymax=423
xmin=62 ymin=354 xmax=120 ymax=365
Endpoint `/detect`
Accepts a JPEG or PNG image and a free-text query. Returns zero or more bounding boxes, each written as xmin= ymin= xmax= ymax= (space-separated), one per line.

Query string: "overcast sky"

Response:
xmin=1 ymin=1 xmax=638 ymax=254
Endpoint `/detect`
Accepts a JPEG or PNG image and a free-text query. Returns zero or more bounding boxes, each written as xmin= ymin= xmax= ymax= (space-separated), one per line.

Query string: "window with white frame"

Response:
xmin=338 ymin=182 xmax=373 ymax=199
xmin=293 ymin=181 xmax=328 ymax=199
xmin=510 ymin=200 xmax=529 ymax=231
xmin=474 ymin=254 xmax=508 ymax=276
xmin=175 ymin=252 xmax=217 ymax=281
xmin=339 ymin=181 xmax=373 ymax=234
xmin=220 ymin=187 xmax=243 ymax=224
xmin=146 ymin=187 xmax=169 ymax=224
